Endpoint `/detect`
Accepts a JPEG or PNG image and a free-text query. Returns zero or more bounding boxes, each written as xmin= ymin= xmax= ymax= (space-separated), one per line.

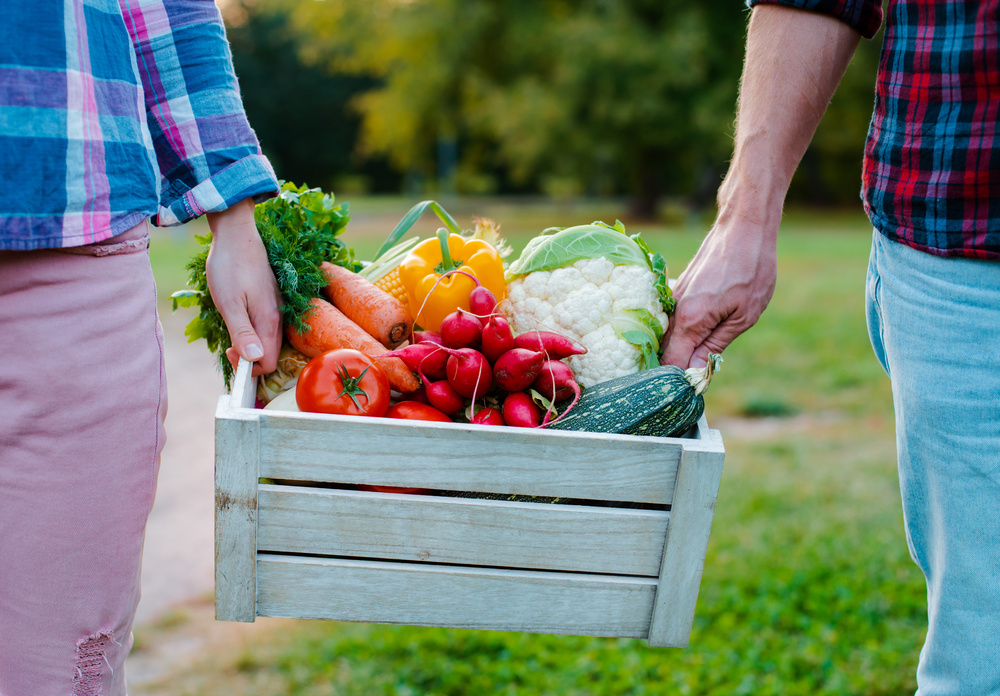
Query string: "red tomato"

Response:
xmin=296 ymin=349 xmax=390 ymax=417
xmin=383 ymin=401 xmax=453 ymax=422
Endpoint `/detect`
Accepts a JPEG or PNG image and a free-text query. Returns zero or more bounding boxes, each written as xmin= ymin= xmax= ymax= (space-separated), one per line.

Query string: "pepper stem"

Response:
xmin=434 ymin=228 xmax=464 ymax=275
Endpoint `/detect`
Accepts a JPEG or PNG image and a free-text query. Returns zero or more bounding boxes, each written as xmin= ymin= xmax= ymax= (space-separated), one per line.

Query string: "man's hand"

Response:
xmin=661 ymin=216 xmax=777 ymax=369
xmin=205 ymin=198 xmax=281 ymax=377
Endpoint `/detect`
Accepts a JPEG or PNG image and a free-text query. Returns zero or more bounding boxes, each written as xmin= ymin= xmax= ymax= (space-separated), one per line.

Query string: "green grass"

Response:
xmin=146 ymin=199 xmax=923 ymax=696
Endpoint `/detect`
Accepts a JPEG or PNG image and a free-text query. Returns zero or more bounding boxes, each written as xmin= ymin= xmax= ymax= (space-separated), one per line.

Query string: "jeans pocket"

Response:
xmin=865 ymin=232 xmax=890 ymax=377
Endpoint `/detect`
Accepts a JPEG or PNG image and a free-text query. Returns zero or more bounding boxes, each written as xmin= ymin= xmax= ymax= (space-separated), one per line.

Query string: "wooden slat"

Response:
xmin=230 ymin=358 xmax=256 ymax=409
xmin=214 ymin=391 xmax=260 ymax=622
xmin=646 ymin=446 xmax=725 ymax=647
xmin=256 ymin=554 xmax=656 ymax=637
xmin=257 ymin=486 xmax=669 ymax=576
xmin=257 ymin=414 xmax=684 ymax=505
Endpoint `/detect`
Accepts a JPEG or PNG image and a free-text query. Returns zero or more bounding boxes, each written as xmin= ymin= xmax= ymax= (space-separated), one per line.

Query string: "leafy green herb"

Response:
xmin=170 ymin=238 xmax=230 ymax=380
xmin=170 ymin=182 xmax=354 ymax=389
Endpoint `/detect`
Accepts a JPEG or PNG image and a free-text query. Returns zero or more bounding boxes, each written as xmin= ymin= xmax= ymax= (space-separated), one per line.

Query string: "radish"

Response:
xmin=493 ymin=348 xmax=544 ymax=393
xmin=471 ymin=407 xmax=505 ymax=426
xmin=423 ymin=379 xmax=465 ymax=415
xmin=385 ymin=342 xmax=448 ymax=381
xmin=536 ymin=363 xmax=582 ymax=427
xmin=502 ymin=392 xmax=542 ymax=428
xmin=440 ymin=309 xmax=483 ymax=349
xmin=469 ymin=285 xmax=498 ymax=318
xmin=481 ymin=314 xmax=515 ymax=364
xmin=437 ymin=346 xmax=493 ymax=399
xmin=412 ymin=330 xmax=443 ymax=345
xmin=513 ymin=331 xmax=587 ymax=360
xmin=414 ymin=361 xmax=465 ymax=415
xmin=531 ymin=359 xmax=580 ymax=402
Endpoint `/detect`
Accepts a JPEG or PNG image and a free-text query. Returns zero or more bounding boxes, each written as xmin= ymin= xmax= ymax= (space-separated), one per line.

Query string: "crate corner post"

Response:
xmin=646 ymin=444 xmax=724 ymax=648
xmin=215 ymin=359 xmax=260 ymax=623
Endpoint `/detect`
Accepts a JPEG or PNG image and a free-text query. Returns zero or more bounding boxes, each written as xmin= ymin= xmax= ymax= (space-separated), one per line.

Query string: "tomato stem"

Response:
xmin=335 ymin=363 xmax=372 ymax=409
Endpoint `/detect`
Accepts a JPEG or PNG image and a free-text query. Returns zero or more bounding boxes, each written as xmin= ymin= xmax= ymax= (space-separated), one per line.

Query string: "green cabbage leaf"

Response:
xmin=611 ymin=308 xmax=666 ymax=371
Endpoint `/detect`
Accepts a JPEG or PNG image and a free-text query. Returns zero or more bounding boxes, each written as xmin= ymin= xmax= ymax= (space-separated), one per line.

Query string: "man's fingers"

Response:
xmin=661 ymin=320 xmax=703 ymax=368
xmin=662 ymin=299 xmax=753 ymax=369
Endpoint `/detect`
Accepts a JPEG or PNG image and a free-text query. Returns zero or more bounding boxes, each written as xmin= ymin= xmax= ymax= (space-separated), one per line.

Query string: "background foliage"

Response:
xmin=225 ymin=0 xmax=883 ymax=214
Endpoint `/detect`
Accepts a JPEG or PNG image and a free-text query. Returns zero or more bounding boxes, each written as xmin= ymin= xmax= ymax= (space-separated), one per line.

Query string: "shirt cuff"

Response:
xmin=746 ymin=0 xmax=883 ymax=39
xmin=154 ymin=154 xmax=279 ymax=227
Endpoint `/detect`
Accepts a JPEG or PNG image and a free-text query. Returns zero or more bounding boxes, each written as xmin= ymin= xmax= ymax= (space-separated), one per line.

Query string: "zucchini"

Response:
xmin=547 ymin=354 xmax=721 ymax=437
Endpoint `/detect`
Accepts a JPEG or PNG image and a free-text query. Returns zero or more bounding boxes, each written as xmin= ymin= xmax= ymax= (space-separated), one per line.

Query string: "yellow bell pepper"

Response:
xmin=398 ymin=229 xmax=507 ymax=332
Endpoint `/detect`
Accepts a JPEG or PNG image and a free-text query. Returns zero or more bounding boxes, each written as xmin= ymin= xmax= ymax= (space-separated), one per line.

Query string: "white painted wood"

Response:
xmin=215 ymin=359 xmax=727 ymax=645
xmin=646 ymin=446 xmax=725 ymax=647
xmin=214 ymin=394 xmax=260 ymax=622
xmin=231 ymin=358 xmax=256 ymax=409
xmin=257 ymin=485 xmax=669 ymax=576
xmin=256 ymin=554 xmax=657 ymax=637
xmin=256 ymin=414 xmax=684 ymax=505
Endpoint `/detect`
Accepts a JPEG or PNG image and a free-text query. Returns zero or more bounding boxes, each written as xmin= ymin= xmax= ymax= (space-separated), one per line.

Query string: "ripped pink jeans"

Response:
xmin=0 ymin=222 xmax=167 ymax=695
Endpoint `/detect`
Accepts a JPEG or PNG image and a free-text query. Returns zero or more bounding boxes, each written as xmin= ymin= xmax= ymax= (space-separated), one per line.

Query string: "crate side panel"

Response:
xmin=647 ymin=447 xmax=725 ymax=647
xmin=257 ymin=486 xmax=669 ymax=576
xmin=257 ymin=415 xmax=682 ymax=505
xmin=256 ymin=554 xmax=656 ymax=637
xmin=215 ymin=410 xmax=259 ymax=622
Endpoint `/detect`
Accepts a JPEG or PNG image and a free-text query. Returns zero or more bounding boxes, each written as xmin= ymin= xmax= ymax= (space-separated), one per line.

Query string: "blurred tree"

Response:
xmin=291 ymin=0 xmax=748 ymax=216
xmin=238 ymin=0 xmax=883 ymax=212
xmin=225 ymin=0 xmax=400 ymax=193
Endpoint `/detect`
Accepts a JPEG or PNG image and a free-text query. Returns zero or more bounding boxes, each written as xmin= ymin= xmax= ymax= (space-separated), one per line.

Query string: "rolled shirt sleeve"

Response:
xmin=746 ymin=0 xmax=884 ymax=39
xmin=120 ymin=0 xmax=278 ymax=225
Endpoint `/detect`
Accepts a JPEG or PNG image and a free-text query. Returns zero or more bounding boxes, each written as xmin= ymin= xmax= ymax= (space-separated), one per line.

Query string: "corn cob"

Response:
xmin=373 ymin=266 xmax=408 ymax=305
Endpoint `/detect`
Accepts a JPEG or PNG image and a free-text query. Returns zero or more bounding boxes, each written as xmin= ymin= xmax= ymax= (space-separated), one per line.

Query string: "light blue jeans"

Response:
xmin=866 ymin=230 xmax=1000 ymax=696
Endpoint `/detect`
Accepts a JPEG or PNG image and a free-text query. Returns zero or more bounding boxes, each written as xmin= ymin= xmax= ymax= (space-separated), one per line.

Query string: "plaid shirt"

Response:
xmin=0 ymin=0 xmax=278 ymax=251
xmin=749 ymin=0 xmax=1000 ymax=260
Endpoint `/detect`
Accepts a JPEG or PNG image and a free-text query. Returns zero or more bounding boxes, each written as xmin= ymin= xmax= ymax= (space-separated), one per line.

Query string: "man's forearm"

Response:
xmin=719 ymin=5 xmax=861 ymax=232
xmin=661 ymin=6 xmax=863 ymax=368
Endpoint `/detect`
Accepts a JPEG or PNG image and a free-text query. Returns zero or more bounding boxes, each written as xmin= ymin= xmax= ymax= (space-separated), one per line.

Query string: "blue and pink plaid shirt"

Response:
xmin=751 ymin=0 xmax=1000 ymax=260
xmin=0 ymin=0 xmax=278 ymax=251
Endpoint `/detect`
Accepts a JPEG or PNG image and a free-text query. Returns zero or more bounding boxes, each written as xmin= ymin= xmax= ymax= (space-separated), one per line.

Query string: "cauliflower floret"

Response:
xmin=504 ymin=257 xmax=670 ymax=387
xmin=576 ymin=257 xmax=614 ymax=285
xmin=567 ymin=324 xmax=643 ymax=386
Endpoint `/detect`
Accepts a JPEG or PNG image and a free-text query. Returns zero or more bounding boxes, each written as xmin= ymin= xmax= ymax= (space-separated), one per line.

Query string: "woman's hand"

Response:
xmin=205 ymin=198 xmax=282 ymax=377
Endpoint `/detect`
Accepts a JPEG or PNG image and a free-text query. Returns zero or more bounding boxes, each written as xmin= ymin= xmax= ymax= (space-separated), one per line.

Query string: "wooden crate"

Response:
xmin=215 ymin=359 xmax=724 ymax=647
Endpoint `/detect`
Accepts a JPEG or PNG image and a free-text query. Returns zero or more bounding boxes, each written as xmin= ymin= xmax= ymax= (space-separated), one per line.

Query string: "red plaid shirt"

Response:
xmin=749 ymin=0 xmax=1000 ymax=260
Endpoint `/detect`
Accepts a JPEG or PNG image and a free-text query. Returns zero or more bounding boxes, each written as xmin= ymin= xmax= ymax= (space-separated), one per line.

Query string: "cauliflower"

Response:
xmin=504 ymin=222 xmax=673 ymax=388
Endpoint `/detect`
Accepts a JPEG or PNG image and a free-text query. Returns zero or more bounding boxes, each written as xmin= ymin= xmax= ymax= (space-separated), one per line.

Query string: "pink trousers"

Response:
xmin=0 ymin=222 xmax=167 ymax=696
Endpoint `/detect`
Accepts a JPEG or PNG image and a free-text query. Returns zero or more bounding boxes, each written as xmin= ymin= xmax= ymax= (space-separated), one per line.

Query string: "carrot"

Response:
xmin=321 ymin=262 xmax=413 ymax=349
xmin=286 ymin=298 xmax=420 ymax=393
